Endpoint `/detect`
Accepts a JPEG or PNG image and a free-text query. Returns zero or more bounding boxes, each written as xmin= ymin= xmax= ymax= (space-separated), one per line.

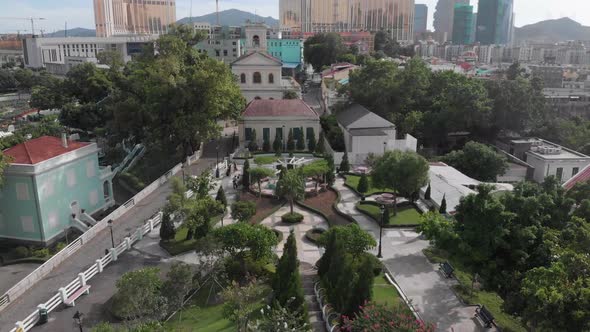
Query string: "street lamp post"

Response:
xmin=282 ymin=125 xmax=286 ymax=153
xmin=73 ymin=310 xmax=84 ymax=332
xmin=107 ymin=219 xmax=114 ymax=248
xmin=383 ymin=141 xmax=387 ymax=154
xmin=215 ymin=143 xmax=220 ymax=178
xmin=181 ymin=164 xmax=185 ymax=185
xmin=377 ymin=205 xmax=384 ymax=258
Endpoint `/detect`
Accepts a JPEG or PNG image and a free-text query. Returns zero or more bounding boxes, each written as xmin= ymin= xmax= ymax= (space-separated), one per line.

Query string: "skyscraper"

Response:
xmin=279 ymin=0 xmax=415 ymax=43
xmin=476 ymin=0 xmax=514 ymax=45
xmin=434 ymin=0 xmax=469 ymax=42
xmin=414 ymin=4 xmax=429 ymax=34
xmin=452 ymin=3 xmax=474 ymax=44
xmin=94 ymin=0 xmax=176 ymax=37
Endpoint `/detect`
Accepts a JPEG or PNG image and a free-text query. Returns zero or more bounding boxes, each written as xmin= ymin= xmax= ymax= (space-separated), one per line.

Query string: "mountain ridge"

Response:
xmin=177 ymin=9 xmax=279 ymax=27
xmin=515 ymin=17 xmax=590 ymax=43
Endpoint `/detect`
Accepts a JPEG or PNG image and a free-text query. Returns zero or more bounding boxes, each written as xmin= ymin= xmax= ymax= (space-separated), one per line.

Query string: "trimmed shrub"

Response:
xmin=231 ymin=200 xmax=257 ymax=222
xmin=13 ymin=246 xmax=30 ymax=258
xmin=361 ymin=252 xmax=383 ymax=276
xmin=272 ymin=229 xmax=284 ymax=243
xmin=305 ymin=228 xmax=326 ymax=244
xmin=32 ymin=248 xmax=50 ymax=258
xmin=281 ymin=212 xmax=304 ymax=224
xmin=55 ymin=242 xmax=67 ymax=253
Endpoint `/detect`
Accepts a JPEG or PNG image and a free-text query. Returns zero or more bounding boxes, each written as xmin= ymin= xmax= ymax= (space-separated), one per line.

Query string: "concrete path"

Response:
xmin=0 ymin=139 xmax=231 ymax=330
xmin=333 ymin=178 xmax=494 ymax=332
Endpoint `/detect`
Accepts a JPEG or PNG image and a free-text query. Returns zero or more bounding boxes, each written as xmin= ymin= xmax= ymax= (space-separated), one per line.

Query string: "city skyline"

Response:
xmin=1 ymin=0 xmax=590 ymax=33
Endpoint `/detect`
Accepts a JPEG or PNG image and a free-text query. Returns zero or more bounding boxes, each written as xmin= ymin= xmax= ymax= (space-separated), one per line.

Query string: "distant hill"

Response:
xmin=177 ymin=9 xmax=278 ymax=27
xmin=45 ymin=28 xmax=96 ymax=38
xmin=515 ymin=17 xmax=590 ymax=43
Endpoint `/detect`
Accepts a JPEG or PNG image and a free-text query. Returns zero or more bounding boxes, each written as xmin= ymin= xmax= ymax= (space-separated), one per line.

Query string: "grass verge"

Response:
xmin=356 ymin=203 xmax=422 ymax=226
xmin=423 ymin=247 xmax=527 ymax=332
xmin=160 ymin=214 xmax=223 ymax=256
xmin=253 ymin=156 xmax=279 ymax=165
xmin=345 ymin=175 xmax=394 ymax=196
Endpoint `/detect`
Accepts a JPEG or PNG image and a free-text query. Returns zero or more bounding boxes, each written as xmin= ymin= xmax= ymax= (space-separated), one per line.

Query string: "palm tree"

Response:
xmin=276 ymin=169 xmax=305 ymax=214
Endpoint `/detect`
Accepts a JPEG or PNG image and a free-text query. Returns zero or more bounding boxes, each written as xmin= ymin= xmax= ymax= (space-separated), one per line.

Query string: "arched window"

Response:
xmin=268 ymin=73 xmax=274 ymax=84
xmin=240 ymin=73 xmax=246 ymax=84
xmin=253 ymin=72 xmax=262 ymax=84
xmin=253 ymin=35 xmax=260 ymax=47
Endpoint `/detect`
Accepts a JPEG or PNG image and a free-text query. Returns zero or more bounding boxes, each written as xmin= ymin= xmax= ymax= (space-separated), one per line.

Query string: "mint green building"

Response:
xmin=267 ymin=39 xmax=303 ymax=69
xmin=0 ymin=135 xmax=114 ymax=245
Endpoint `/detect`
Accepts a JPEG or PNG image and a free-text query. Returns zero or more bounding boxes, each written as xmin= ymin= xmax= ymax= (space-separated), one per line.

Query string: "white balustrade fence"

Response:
xmin=11 ymin=212 xmax=163 ymax=332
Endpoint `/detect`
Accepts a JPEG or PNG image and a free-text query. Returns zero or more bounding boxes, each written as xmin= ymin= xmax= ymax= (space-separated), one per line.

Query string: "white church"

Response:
xmin=231 ymin=23 xmax=301 ymax=102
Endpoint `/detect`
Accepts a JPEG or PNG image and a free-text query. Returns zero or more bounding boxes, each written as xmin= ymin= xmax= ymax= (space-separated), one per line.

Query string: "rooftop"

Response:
xmin=517 ymin=138 xmax=590 ymax=160
xmin=564 ymin=164 xmax=590 ymax=190
xmin=242 ymin=99 xmax=318 ymax=118
xmin=4 ymin=136 xmax=89 ymax=165
xmin=336 ymin=104 xmax=394 ymax=130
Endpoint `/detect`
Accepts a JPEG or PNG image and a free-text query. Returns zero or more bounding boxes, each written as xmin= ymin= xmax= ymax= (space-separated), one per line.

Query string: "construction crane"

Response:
xmin=0 ymin=17 xmax=46 ymax=36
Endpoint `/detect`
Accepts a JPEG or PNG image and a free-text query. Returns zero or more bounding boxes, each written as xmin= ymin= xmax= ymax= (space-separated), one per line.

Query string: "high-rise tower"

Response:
xmin=94 ymin=0 xmax=176 ymax=37
xmin=475 ymin=0 xmax=514 ymax=45
xmin=433 ymin=0 xmax=469 ymax=42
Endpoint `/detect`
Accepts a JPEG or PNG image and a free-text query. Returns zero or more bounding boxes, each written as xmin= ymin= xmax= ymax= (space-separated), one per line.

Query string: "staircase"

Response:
xmin=301 ymin=262 xmax=326 ymax=332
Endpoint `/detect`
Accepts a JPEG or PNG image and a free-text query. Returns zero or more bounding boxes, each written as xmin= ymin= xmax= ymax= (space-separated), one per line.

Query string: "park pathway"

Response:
xmin=333 ymin=178 xmax=494 ymax=332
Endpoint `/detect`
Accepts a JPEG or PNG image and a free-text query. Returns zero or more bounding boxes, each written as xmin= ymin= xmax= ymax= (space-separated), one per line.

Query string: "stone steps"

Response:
xmin=300 ymin=262 xmax=326 ymax=332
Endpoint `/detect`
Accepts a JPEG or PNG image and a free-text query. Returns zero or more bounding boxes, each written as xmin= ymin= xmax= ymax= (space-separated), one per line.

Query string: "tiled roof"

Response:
xmin=564 ymin=164 xmax=590 ymax=190
xmin=4 ymin=136 xmax=90 ymax=165
xmin=242 ymin=99 xmax=319 ymax=118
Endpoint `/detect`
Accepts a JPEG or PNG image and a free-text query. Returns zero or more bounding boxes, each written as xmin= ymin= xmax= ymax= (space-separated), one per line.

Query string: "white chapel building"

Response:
xmin=231 ymin=23 xmax=301 ymax=102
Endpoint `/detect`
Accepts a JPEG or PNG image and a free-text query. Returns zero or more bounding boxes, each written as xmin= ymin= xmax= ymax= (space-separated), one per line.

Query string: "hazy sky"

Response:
xmin=1 ymin=0 xmax=590 ymax=33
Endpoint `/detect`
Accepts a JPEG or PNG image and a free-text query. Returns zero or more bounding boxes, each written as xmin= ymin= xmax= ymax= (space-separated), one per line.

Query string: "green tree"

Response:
xmin=357 ymin=173 xmax=369 ymax=194
xmin=159 ymin=205 xmax=176 ymax=242
xmin=424 ymin=183 xmax=431 ymax=200
xmin=185 ymin=196 xmax=224 ymax=239
xmin=262 ymin=136 xmax=271 ymax=152
xmin=283 ymin=90 xmax=298 ymax=99
xmin=303 ymin=33 xmax=347 ymax=72
xmin=296 ymin=126 xmax=305 ymax=150
xmin=441 ymin=141 xmax=508 ymax=181
xmin=0 ymin=69 xmax=16 ymax=92
xmin=345 ymin=256 xmax=375 ymax=316
xmin=339 ymin=152 xmax=350 ymax=172
xmin=63 ymin=62 xmax=112 ymax=103
xmin=222 ymin=279 xmax=267 ymax=332
xmin=112 ymin=267 xmax=166 ymax=321
xmin=272 ymin=130 xmax=283 ymax=156
xmin=248 ymin=129 xmax=258 ymax=152
xmin=286 ymin=129 xmax=295 ymax=152
xmin=242 ymin=159 xmax=250 ymax=189
xmin=325 ymin=154 xmax=336 ymax=186
xmin=216 ymin=185 xmax=227 ymax=207
xmin=276 ymin=169 xmax=305 ymax=214
xmin=372 ymin=150 xmax=429 ymax=214
xmin=231 ymin=201 xmax=256 ymax=222
xmin=315 ymin=131 xmax=325 ymax=154
xmin=30 ymin=85 xmax=61 ymax=110
xmin=250 ymin=167 xmax=275 ymax=197
xmin=439 ymin=195 xmax=447 ymax=214
xmin=213 ymin=223 xmax=278 ymax=261
xmin=567 ymin=182 xmax=590 ymax=204
xmin=109 ymin=33 xmax=244 ymax=157
xmin=272 ymin=230 xmax=306 ymax=319
xmin=302 ymin=159 xmax=329 ymax=191
xmin=307 ymin=128 xmax=317 ymax=152
xmin=319 ymin=224 xmax=376 ymax=257
xmin=161 ymin=262 xmax=193 ymax=313
xmin=506 ymin=61 xmax=525 ymax=80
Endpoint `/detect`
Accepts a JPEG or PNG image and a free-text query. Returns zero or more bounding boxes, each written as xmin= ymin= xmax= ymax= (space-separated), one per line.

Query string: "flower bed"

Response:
xmin=281 ymin=212 xmax=304 ymax=224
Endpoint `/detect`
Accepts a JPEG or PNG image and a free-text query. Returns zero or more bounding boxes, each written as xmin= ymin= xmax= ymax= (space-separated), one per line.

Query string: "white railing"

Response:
xmin=0 ymin=161 xmax=183 ymax=314
xmin=10 ymin=211 xmax=164 ymax=332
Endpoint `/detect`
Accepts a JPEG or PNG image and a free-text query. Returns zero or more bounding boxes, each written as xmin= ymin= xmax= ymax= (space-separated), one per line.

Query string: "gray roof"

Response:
xmin=349 ymin=128 xmax=387 ymax=136
xmin=335 ymin=104 xmax=395 ymax=130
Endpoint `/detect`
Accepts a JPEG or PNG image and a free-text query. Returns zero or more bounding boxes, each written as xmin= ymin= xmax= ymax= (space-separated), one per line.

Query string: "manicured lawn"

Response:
xmin=423 ymin=247 xmax=527 ymax=332
xmin=165 ymin=281 xmax=269 ymax=332
xmin=160 ymin=214 xmax=223 ymax=256
xmin=372 ymin=274 xmax=405 ymax=308
xmin=345 ymin=175 xmax=394 ymax=196
xmin=356 ymin=203 xmax=422 ymax=226
xmin=253 ymin=156 xmax=279 ymax=165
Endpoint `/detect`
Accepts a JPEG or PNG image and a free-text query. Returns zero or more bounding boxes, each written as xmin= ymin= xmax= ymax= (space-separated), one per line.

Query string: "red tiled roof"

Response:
xmin=242 ymin=99 xmax=318 ymax=118
xmin=4 ymin=136 xmax=90 ymax=165
xmin=564 ymin=164 xmax=590 ymax=190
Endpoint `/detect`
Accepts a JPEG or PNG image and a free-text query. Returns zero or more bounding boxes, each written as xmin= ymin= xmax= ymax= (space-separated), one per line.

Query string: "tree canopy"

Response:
xmin=303 ymin=33 xmax=348 ymax=72
xmin=371 ymin=150 xmax=429 ymax=199
xmin=441 ymin=141 xmax=508 ymax=181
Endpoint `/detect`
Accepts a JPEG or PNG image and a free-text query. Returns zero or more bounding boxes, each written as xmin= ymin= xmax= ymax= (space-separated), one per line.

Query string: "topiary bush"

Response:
xmin=281 ymin=212 xmax=304 ymax=224
xmin=13 ymin=246 xmax=30 ymax=258
xmin=305 ymin=228 xmax=326 ymax=244
xmin=272 ymin=229 xmax=284 ymax=243
xmin=361 ymin=252 xmax=383 ymax=276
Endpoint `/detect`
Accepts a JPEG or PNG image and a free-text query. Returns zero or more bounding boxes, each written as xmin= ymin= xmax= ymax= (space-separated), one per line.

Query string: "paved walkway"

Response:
xmin=333 ymin=178 xmax=494 ymax=332
xmin=0 ymin=140 xmax=229 ymax=330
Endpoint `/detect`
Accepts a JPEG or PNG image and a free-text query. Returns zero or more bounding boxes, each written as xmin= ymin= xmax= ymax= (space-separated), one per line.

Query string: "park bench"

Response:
xmin=64 ymin=285 xmax=91 ymax=307
xmin=439 ymin=261 xmax=454 ymax=278
xmin=475 ymin=305 xmax=495 ymax=328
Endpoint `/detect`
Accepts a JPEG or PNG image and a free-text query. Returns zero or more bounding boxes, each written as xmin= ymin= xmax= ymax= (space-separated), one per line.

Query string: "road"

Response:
xmin=0 ymin=138 xmax=233 ymax=331
xmin=303 ymin=81 xmax=324 ymax=115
